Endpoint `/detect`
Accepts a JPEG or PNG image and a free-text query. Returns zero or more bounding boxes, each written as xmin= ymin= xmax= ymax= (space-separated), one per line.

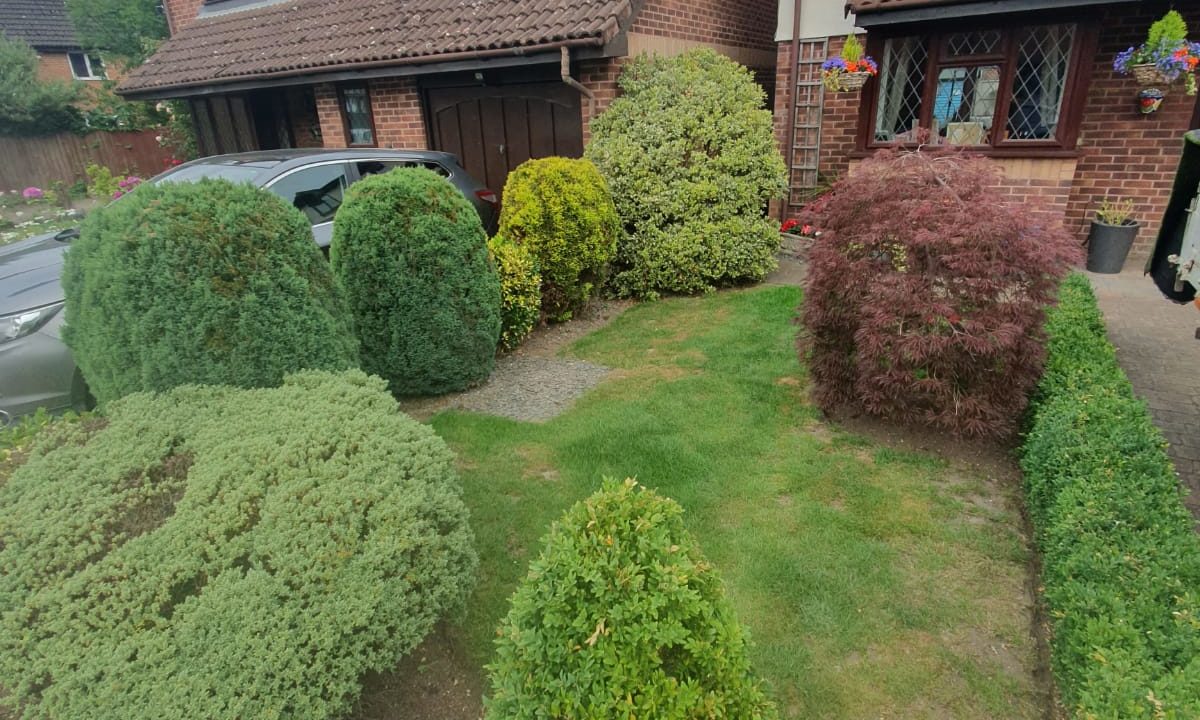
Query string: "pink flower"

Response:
xmin=112 ymin=190 xmax=124 ymax=200
xmin=22 ymin=187 xmax=43 ymax=200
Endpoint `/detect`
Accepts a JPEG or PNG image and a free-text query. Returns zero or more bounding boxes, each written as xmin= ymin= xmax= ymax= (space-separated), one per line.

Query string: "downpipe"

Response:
xmin=561 ymin=47 xmax=595 ymax=119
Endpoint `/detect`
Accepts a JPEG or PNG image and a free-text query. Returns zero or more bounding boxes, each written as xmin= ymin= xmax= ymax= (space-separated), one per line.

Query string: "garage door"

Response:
xmin=425 ymin=83 xmax=584 ymax=198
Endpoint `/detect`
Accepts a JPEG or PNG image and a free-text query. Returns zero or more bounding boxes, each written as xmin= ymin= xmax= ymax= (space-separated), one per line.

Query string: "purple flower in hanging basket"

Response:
xmin=21 ymin=187 xmax=43 ymax=200
xmin=1113 ymin=47 xmax=1136 ymax=73
xmin=822 ymin=57 xmax=848 ymax=72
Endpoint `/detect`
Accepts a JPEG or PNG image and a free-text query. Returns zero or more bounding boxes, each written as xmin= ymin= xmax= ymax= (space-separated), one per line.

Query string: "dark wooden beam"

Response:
xmin=855 ymin=0 xmax=1137 ymax=27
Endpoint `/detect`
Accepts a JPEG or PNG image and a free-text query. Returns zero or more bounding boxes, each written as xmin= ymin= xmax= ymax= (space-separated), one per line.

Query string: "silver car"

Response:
xmin=0 ymin=149 xmax=499 ymax=425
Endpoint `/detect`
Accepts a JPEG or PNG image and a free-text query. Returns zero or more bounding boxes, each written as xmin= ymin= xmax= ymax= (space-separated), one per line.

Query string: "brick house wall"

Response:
xmin=580 ymin=0 xmax=778 ymax=144
xmin=162 ymin=0 xmax=203 ymax=33
xmin=629 ymin=0 xmax=777 ymax=52
xmin=315 ymin=79 xmax=427 ymax=150
xmin=36 ymin=52 xmax=74 ymax=82
xmin=774 ymin=6 xmax=1200 ymax=255
xmin=1065 ymin=3 xmax=1200 ymax=254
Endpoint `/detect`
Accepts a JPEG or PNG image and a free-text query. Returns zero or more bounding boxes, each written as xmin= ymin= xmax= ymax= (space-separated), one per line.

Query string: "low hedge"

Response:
xmin=330 ymin=167 xmax=501 ymax=395
xmin=1021 ymin=274 xmax=1200 ymax=717
xmin=0 ymin=370 xmax=477 ymax=720
xmin=486 ymin=478 xmax=778 ymax=719
xmin=62 ymin=179 xmax=359 ymax=404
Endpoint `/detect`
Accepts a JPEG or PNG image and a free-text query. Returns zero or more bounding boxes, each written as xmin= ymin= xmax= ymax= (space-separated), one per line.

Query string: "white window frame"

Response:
xmin=67 ymin=52 xmax=106 ymax=81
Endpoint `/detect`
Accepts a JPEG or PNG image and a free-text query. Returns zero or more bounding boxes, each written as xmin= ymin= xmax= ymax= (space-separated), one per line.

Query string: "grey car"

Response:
xmin=0 ymin=149 xmax=499 ymax=426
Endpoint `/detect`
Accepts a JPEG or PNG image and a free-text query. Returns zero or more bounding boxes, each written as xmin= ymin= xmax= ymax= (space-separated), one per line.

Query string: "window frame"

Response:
xmin=856 ymin=16 xmax=1099 ymax=157
xmin=337 ymin=83 xmax=378 ymax=148
xmin=67 ymin=51 xmax=106 ymax=81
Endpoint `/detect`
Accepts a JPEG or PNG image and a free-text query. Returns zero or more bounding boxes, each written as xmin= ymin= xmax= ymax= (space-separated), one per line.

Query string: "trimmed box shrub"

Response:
xmin=0 ymin=370 xmax=477 ymax=720
xmin=61 ymin=179 xmax=359 ymax=404
xmin=489 ymin=236 xmax=541 ymax=351
xmin=331 ymin=167 xmax=501 ymax=395
xmin=496 ymin=157 xmax=619 ymax=320
xmin=1021 ymin=274 xmax=1200 ymax=717
xmin=586 ymin=49 xmax=787 ymax=298
xmin=486 ymin=478 xmax=779 ymax=719
xmin=801 ymin=149 xmax=1080 ymax=438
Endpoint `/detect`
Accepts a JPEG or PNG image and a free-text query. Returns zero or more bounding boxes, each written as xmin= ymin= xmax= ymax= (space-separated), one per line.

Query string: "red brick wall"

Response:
xmin=579 ymin=57 xmax=626 ymax=145
xmin=818 ymin=35 xmax=864 ymax=183
xmin=163 ymin=0 xmax=203 ymax=33
xmin=774 ymin=9 xmax=1200 ymax=254
xmin=631 ymin=0 xmax=778 ymax=52
xmin=314 ymin=84 xmax=346 ymax=149
xmin=285 ymin=88 xmax=323 ymax=149
xmin=36 ymin=53 xmax=74 ymax=82
xmin=313 ymin=80 xmax=426 ymax=150
xmin=368 ymin=78 xmax=427 ymax=150
xmin=1065 ymin=4 xmax=1200 ymax=255
xmin=771 ymin=42 xmax=794 ymax=217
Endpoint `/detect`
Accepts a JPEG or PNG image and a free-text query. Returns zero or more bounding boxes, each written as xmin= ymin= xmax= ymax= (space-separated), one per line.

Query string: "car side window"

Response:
xmin=267 ymin=164 xmax=349 ymax=225
xmin=356 ymin=160 xmax=450 ymax=179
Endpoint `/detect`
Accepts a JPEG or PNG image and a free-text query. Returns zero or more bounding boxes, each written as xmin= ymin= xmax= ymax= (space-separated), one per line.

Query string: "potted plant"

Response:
xmin=822 ymin=35 xmax=878 ymax=93
xmin=1114 ymin=10 xmax=1200 ymax=95
xmin=1086 ymin=197 xmax=1139 ymax=274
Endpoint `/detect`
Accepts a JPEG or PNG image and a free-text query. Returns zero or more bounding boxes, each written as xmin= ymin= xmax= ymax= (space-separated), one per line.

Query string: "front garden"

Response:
xmin=1 ymin=46 xmax=1197 ymax=720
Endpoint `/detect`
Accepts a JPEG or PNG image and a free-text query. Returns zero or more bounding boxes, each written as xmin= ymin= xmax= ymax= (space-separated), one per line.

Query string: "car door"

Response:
xmin=264 ymin=162 xmax=350 ymax=248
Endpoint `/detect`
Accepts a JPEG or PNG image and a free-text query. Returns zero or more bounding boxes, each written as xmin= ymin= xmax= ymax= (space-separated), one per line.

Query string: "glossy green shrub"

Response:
xmin=497 ymin=157 xmax=618 ymax=319
xmin=489 ymin=235 xmax=541 ymax=351
xmin=486 ymin=478 xmax=778 ymax=719
xmin=330 ymin=168 xmax=501 ymax=395
xmin=0 ymin=370 xmax=477 ymax=720
xmin=61 ymin=179 xmax=358 ymax=404
xmin=1021 ymin=274 xmax=1200 ymax=718
xmin=586 ymin=49 xmax=787 ymax=298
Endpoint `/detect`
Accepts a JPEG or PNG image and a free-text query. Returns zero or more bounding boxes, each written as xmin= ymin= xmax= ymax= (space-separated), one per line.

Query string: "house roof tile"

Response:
xmin=0 ymin=0 xmax=80 ymax=50
xmin=119 ymin=0 xmax=632 ymax=96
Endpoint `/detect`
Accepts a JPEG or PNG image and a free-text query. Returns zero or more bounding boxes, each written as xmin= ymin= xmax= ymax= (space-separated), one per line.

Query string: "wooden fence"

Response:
xmin=0 ymin=130 xmax=167 ymax=192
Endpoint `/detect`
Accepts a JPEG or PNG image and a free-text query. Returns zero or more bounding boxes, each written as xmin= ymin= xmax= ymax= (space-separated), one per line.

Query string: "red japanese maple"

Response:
xmin=800 ymin=149 xmax=1081 ymax=439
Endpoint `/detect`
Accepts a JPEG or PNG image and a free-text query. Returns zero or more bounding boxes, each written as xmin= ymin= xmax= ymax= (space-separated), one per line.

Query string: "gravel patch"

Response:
xmin=461 ymin=356 xmax=609 ymax=422
xmin=399 ymin=299 xmax=630 ymax=423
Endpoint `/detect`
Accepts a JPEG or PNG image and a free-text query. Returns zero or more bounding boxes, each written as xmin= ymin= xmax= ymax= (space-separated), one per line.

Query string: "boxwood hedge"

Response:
xmin=330 ymin=168 xmax=501 ymax=395
xmin=486 ymin=478 xmax=778 ymax=719
xmin=0 ymin=370 xmax=477 ymax=720
xmin=1021 ymin=274 xmax=1200 ymax=717
xmin=61 ymin=179 xmax=359 ymax=404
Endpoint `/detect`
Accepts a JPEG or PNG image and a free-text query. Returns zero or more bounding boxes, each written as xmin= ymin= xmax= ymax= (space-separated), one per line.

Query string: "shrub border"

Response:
xmin=1021 ymin=273 xmax=1200 ymax=716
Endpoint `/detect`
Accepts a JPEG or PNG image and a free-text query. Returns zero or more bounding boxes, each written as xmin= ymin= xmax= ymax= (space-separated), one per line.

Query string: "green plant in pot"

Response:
xmin=1086 ymin=197 xmax=1139 ymax=274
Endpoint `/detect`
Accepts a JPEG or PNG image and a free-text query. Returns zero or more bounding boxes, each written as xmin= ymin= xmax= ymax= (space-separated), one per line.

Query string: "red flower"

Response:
xmin=802 ymin=224 xmax=814 ymax=235
xmin=781 ymin=218 xmax=799 ymax=233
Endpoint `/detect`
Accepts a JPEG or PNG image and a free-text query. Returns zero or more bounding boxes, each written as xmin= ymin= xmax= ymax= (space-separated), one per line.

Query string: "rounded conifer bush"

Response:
xmin=496 ymin=157 xmax=618 ymax=319
xmin=486 ymin=478 xmax=778 ymax=719
xmin=800 ymin=149 xmax=1082 ymax=438
xmin=586 ymin=49 xmax=787 ymax=298
xmin=0 ymin=370 xmax=477 ymax=720
xmin=61 ymin=179 xmax=358 ymax=404
xmin=330 ymin=168 xmax=501 ymax=395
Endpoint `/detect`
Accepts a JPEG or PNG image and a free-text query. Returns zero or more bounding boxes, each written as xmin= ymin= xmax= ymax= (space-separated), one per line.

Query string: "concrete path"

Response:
xmin=1088 ymin=269 xmax=1200 ymax=519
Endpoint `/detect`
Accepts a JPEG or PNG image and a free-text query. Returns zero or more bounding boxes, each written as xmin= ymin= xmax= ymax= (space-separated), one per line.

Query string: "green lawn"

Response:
xmin=434 ymin=285 xmax=1044 ymax=719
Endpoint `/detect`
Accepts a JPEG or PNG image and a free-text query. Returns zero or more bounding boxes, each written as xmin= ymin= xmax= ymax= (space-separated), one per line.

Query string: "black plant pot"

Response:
xmin=1086 ymin=220 xmax=1139 ymax=274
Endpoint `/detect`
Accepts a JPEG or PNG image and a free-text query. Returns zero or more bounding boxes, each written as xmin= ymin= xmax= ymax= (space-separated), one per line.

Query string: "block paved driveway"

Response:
xmin=1088 ymin=269 xmax=1200 ymax=520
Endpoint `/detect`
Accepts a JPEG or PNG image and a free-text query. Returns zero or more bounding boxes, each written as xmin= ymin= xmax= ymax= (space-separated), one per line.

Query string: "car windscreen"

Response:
xmin=155 ymin=164 xmax=265 ymax=185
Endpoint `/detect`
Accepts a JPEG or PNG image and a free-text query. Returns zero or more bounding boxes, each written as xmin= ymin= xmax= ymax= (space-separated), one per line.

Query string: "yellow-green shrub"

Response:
xmin=0 ymin=370 xmax=477 ymax=720
xmin=489 ymin=236 xmax=541 ymax=351
xmin=497 ymin=157 xmax=618 ymax=320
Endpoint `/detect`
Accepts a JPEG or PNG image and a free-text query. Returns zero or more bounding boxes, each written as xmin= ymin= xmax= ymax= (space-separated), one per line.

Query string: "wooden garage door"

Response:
xmin=426 ymin=82 xmax=584 ymax=197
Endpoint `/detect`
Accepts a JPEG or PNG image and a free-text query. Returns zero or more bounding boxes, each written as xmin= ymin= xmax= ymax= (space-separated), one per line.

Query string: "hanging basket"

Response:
xmin=1132 ymin=63 xmax=1172 ymax=89
xmin=838 ymin=71 xmax=872 ymax=91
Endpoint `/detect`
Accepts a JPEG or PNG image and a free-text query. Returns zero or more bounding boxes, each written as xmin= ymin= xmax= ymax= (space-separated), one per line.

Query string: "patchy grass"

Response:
xmin=433 ymin=286 xmax=1043 ymax=719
